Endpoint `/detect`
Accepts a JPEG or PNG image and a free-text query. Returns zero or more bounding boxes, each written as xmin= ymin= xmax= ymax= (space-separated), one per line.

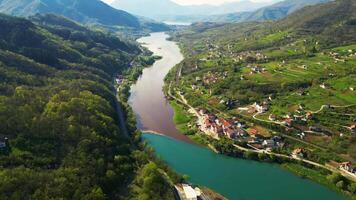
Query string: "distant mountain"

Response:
xmin=200 ymin=0 xmax=332 ymax=23
xmin=0 ymin=0 xmax=168 ymax=31
xmin=111 ymin=0 xmax=275 ymax=22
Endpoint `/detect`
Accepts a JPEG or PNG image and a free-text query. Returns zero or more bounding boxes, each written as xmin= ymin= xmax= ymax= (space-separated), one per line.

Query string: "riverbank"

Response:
xmin=164 ymin=82 xmax=354 ymax=199
xmin=126 ymin=32 xmax=351 ymax=199
xmin=119 ymin=32 xmax=227 ymax=199
xmin=143 ymin=133 xmax=346 ymax=200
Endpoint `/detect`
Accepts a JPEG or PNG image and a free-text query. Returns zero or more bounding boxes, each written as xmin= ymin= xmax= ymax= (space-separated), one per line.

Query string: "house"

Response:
xmin=198 ymin=108 xmax=208 ymax=116
xmin=251 ymin=66 xmax=262 ymax=73
xmin=282 ymin=118 xmax=293 ymax=127
xmin=182 ymin=184 xmax=198 ymax=200
xmin=292 ymin=148 xmax=306 ymax=158
xmin=254 ymin=102 xmax=268 ymax=113
xmin=349 ymin=125 xmax=356 ymax=132
xmin=296 ymin=89 xmax=306 ymax=96
xmin=247 ymin=128 xmax=258 ymax=137
xmin=262 ymin=139 xmax=276 ymax=149
xmin=205 ymin=113 xmax=217 ymax=121
xmin=309 ymin=126 xmax=322 ymax=132
xmin=305 ymin=112 xmax=313 ymax=120
xmin=284 ymin=112 xmax=294 ymax=119
xmin=224 ymin=128 xmax=237 ymax=139
xmin=269 ymin=114 xmax=276 ymax=121
xmin=268 ymin=95 xmax=274 ymax=101
xmin=216 ymin=118 xmax=233 ymax=129
xmin=320 ymin=83 xmax=327 ymax=89
xmin=0 ymin=137 xmax=8 ymax=149
xmin=272 ymin=136 xmax=282 ymax=142
xmin=339 ymin=162 xmax=355 ymax=174
xmin=210 ymin=123 xmax=223 ymax=136
xmin=236 ymin=128 xmax=247 ymax=137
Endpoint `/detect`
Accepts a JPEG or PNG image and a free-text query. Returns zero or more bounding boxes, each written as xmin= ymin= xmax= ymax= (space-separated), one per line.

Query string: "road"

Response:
xmin=168 ymin=83 xmax=356 ymax=182
xmin=113 ymin=82 xmax=133 ymax=146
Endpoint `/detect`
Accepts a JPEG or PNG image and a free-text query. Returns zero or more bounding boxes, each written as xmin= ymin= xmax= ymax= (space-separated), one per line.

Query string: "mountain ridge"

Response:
xmin=111 ymin=0 xmax=275 ymax=22
xmin=0 ymin=0 xmax=169 ymax=31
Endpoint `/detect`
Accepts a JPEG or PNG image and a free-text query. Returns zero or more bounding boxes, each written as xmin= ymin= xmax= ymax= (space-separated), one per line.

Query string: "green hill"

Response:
xmin=168 ymin=0 xmax=356 ymax=190
xmin=0 ymin=14 xmax=173 ymax=199
xmin=0 ymin=0 xmax=169 ymax=31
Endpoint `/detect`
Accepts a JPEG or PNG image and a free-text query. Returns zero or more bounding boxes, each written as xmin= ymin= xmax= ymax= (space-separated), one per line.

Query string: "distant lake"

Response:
xmin=143 ymin=133 xmax=346 ymax=200
xmin=163 ymin=21 xmax=192 ymax=26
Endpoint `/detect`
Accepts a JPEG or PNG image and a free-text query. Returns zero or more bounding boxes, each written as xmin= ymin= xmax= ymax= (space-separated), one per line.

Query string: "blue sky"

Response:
xmin=102 ymin=0 xmax=279 ymax=6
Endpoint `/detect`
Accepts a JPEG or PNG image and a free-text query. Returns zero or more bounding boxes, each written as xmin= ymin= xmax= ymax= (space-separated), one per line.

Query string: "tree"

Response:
xmin=327 ymin=173 xmax=342 ymax=184
xmin=336 ymin=180 xmax=345 ymax=189
xmin=348 ymin=182 xmax=356 ymax=194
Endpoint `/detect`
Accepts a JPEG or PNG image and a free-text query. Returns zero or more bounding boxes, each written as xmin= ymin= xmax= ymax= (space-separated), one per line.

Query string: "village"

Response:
xmin=197 ymin=108 xmax=287 ymax=151
xmin=192 ymin=107 xmax=356 ymax=177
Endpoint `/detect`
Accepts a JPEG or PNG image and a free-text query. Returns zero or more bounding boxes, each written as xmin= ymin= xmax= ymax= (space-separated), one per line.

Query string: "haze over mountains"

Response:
xmin=0 ymin=0 xmax=168 ymax=31
xmin=111 ymin=0 xmax=277 ymax=22
xmin=206 ymin=0 xmax=333 ymax=23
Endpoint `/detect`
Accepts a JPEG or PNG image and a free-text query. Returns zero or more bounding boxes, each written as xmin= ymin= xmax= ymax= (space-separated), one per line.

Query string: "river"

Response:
xmin=129 ymin=32 xmax=191 ymax=142
xmin=128 ymin=32 xmax=346 ymax=200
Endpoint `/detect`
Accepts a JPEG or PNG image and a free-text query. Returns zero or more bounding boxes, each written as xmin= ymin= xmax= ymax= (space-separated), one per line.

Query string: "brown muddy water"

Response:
xmin=128 ymin=32 xmax=192 ymax=143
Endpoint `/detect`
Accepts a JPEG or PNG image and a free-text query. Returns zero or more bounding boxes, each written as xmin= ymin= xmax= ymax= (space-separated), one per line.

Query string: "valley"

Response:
xmin=0 ymin=0 xmax=355 ymax=199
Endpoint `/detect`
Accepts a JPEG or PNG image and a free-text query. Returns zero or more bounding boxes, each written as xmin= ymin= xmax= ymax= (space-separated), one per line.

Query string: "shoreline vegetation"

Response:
xmin=165 ymin=79 xmax=355 ymax=199
xmin=162 ymin=1 xmax=356 ymax=198
xmin=116 ymin=35 xmax=226 ymax=200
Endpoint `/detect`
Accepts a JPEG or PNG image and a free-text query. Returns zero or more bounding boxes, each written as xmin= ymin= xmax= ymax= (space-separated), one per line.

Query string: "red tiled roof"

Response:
xmin=247 ymin=128 xmax=258 ymax=135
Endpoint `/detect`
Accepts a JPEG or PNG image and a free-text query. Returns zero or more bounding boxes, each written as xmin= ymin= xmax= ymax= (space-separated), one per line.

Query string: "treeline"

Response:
xmin=0 ymin=14 xmax=173 ymax=199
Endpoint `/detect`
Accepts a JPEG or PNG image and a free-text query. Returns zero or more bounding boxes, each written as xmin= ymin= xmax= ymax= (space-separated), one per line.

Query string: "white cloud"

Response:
xmin=102 ymin=0 xmax=279 ymax=6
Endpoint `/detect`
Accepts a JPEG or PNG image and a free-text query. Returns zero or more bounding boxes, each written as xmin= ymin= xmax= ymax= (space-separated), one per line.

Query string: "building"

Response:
xmin=198 ymin=108 xmax=208 ymax=116
xmin=282 ymin=118 xmax=293 ymax=127
xmin=224 ymin=128 xmax=237 ymax=139
xmin=0 ymin=137 xmax=8 ymax=149
xmin=210 ymin=123 xmax=223 ymax=136
xmin=251 ymin=66 xmax=262 ymax=73
xmin=254 ymin=102 xmax=268 ymax=113
xmin=269 ymin=114 xmax=276 ymax=121
xmin=182 ymin=184 xmax=198 ymax=200
xmin=320 ymin=83 xmax=327 ymax=89
xmin=262 ymin=139 xmax=276 ymax=149
xmin=236 ymin=128 xmax=247 ymax=137
xmin=305 ymin=112 xmax=313 ymax=120
xmin=339 ymin=162 xmax=355 ymax=174
xmin=216 ymin=118 xmax=233 ymax=129
xmin=309 ymin=126 xmax=322 ymax=132
xmin=292 ymin=148 xmax=306 ymax=158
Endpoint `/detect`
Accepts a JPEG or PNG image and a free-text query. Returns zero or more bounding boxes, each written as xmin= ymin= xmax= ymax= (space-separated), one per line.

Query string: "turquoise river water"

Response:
xmin=130 ymin=32 xmax=346 ymax=200
xmin=143 ymin=133 xmax=345 ymax=200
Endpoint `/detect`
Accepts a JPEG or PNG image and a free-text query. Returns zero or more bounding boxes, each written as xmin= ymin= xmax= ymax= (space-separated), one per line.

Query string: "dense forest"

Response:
xmin=0 ymin=14 xmax=174 ymax=199
xmin=0 ymin=0 xmax=170 ymax=33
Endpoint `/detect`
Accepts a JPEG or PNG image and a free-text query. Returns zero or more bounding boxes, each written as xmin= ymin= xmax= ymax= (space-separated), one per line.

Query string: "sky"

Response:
xmin=102 ymin=0 xmax=278 ymax=6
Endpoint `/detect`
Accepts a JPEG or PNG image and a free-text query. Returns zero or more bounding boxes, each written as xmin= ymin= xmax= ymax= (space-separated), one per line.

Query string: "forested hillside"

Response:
xmin=168 ymin=1 xmax=356 ymax=195
xmin=0 ymin=0 xmax=169 ymax=32
xmin=0 ymin=14 xmax=174 ymax=199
